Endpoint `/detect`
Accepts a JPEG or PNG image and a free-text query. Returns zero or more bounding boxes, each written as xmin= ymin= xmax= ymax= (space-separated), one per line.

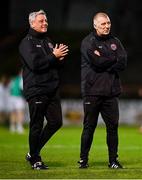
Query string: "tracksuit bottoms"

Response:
xmin=27 ymin=95 xmax=62 ymax=161
xmin=80 ymin=96 xmax=119 ymax=163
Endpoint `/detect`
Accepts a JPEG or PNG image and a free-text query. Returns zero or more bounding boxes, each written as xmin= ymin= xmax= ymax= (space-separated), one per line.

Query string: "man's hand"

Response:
xmin=53 ymin=44 xmax=69 ymax=60
xmin=94 ymin=50 xmax=100 ymax=56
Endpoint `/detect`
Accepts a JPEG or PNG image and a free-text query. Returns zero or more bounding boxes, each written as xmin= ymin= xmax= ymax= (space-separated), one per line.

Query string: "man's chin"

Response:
xmin=41 ymin=29 xmax=47 ymax=33
xmin=103 ymin=32 xmax=110 ymax=35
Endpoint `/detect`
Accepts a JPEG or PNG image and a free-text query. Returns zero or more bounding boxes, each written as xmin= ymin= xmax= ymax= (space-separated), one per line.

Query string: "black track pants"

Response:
xmin=80 ymin=96 xmax=119 ymax=163
xmin=28 ymin=95 xmax=62 ymax=158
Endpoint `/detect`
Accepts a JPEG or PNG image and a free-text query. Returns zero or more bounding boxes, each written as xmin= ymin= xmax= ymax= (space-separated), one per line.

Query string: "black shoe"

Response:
xmin=26 ymin=153 xmax=31 ymax=162
xmin=32 ymin=161 xmax=49 ymax=170
xmin=26 ymin=153 xmax=42 ymax=163
xmin=108 ymin=160 xmax=123 ymax=169
xmin=78 ymin=159 xmax=89 ymax=168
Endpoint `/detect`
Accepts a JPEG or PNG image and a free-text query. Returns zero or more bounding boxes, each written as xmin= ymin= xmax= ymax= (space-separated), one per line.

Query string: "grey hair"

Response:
xmin=29 ymin=9 xmax=46 ymax=26
xmin=93 ymin=12 xmax=109 ymax=27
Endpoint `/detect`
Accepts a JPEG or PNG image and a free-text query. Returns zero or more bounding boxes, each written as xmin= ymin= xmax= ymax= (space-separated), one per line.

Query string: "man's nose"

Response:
xmin=106 ymin=23 xmax=111 ymax=28
xmin=43 ymin=21 xmax=48 ymax=25
xmin=106 ymin=24 xmax=109 ymax=28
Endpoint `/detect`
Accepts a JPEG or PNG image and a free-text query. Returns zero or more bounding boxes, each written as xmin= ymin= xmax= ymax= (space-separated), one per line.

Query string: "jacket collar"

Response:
xmin=93 ymin=29 xmax=113 ymax=41
xmin=28 ymin=28 xmax=47 ymax=39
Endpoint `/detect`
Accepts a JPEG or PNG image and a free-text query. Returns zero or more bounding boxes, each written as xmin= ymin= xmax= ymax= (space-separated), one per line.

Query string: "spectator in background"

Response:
xmin=78 ymin=12 xmax=127 ymax=169
xmin=9 ymin=71 xmax=25 ymax=133
xmin=19 ymin=10 xmax=69 ymax=170
xmin=0 ymin=75 xmax=10 ymax=124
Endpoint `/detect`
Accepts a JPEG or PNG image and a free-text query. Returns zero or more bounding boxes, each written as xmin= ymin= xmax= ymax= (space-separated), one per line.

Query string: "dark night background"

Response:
xmin=0 ymin=0 xmax=142 ymax=98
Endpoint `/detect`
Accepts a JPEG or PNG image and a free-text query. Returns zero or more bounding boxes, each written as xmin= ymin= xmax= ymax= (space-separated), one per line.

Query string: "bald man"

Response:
xmin=78 ymin=12 xmax=127 ymax=169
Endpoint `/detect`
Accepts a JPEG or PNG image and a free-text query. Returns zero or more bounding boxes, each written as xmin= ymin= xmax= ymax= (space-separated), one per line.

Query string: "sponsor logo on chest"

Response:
xmin=48 ymin=42 xmax=54 ymax=49
xmin=110 ymin=43 xmax=117 ymax=51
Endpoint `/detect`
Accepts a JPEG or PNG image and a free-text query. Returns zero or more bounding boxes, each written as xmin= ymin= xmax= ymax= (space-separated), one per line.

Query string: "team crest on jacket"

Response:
xmin=110 ymin=43 xmax=117 ymax=51
xmin=48 ymin=43 xmax=54 ymax=49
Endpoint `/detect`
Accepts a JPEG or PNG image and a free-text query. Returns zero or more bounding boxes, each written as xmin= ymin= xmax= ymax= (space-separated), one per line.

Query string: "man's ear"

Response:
xmin=31 ymin=21 xmax=35 ymax=28
xmin=93 ymin=23 xmax=96 ymax=29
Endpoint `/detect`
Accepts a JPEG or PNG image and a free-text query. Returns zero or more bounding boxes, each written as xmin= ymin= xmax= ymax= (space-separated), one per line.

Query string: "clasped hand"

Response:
xmin=53 ymin=44 xmax=69 ymax=60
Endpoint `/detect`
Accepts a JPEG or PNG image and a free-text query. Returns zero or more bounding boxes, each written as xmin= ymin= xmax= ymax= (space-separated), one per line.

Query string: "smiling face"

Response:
xmin=31 ymin=14 xmax=48 ymax=33
xmin=93 ymin=14 xmax=111 ymax=36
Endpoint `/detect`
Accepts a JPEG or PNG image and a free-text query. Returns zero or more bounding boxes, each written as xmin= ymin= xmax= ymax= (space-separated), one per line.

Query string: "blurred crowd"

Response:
xmin=0 ymin=71 xmax=26 ymax=134
xmin=0 ymin=71 xmax=142 ymax=134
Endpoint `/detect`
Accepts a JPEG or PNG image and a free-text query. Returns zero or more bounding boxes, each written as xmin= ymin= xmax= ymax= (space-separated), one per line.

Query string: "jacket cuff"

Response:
xmin=48 ymin=53 xmax=58 ymax=63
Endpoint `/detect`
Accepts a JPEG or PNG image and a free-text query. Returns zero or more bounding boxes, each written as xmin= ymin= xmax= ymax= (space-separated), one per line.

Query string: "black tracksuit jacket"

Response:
xmin=81 ymin=30 xmax=127 ymax=97
xmin=19 ymin=28 xmax=63 ymax=100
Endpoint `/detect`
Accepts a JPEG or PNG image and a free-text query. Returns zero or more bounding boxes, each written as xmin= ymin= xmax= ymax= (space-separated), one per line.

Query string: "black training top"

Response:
xmin=19 ymin=28 xmax=63 ymax=100
xmin=81 ymin=30 xmax=127 ymax=97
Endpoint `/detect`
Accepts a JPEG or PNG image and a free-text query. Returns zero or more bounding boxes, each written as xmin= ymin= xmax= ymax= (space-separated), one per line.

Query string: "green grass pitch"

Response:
xmin=0 ymin=125 xmax=142 ymax=179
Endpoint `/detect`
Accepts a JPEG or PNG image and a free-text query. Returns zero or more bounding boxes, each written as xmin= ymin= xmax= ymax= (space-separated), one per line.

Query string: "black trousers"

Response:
xmin=80 ymin=96 xmax=119 ymax=163
xmin=28 ymin=95 xmax=62 ymax=159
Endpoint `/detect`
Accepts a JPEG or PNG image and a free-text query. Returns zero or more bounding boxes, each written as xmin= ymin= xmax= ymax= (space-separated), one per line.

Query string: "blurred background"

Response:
xmin=0 ymin=0 xmax=142 ymax=129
